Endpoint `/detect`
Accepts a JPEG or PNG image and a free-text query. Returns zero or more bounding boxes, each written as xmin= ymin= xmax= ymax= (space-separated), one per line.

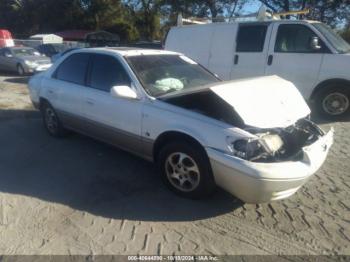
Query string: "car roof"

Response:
xmin=77 ymin=47 xmax=180 ymax=57
xmin=170 ymin=19 xmax=318 ymax=30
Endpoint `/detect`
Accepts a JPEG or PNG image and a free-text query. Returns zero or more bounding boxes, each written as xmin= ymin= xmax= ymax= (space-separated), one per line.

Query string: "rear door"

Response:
xmin=165 ymin=26 xmax=214 ymax=68
xmin=47 ymin=52 xmax=90 ymax=128
xmin=208 ymin=24 xmax=237 ymax=80
xmin=265 ymin=23 xmax=327 ymax=99
xmin=231 ymin=23 xmax=271 ymax=79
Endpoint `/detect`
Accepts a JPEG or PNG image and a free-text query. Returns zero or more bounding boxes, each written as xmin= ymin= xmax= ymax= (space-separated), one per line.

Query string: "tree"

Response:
xmin=124 ymin=0 xmax=162 ymax=40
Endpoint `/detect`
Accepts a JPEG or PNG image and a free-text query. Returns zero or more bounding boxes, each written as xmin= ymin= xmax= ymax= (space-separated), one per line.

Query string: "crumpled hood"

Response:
xmin=210 ymin=75 xmax=311 ymax=128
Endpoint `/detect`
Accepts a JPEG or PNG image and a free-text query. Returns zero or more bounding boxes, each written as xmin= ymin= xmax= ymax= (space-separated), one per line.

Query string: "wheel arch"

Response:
xmin=39 ymin=97 xmax=50 ymax=111
xmin=152 ymin=131 xmax=207 ymax=162
xmin=310 ymin=78 xmax=350 ymax=101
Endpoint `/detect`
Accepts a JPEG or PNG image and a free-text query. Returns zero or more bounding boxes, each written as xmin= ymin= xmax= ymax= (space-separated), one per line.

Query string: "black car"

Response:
xmin=36 ymin=44 xmax=66 ymax=57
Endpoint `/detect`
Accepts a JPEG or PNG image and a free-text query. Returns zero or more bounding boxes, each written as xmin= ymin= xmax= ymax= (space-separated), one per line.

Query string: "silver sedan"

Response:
xmin=0 ymin=47 xmax=52 ymax=75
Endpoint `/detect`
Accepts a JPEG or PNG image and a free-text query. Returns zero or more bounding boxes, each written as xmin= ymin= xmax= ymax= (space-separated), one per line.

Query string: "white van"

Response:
xmin=165 ymin=20 xmax=350 ymax=118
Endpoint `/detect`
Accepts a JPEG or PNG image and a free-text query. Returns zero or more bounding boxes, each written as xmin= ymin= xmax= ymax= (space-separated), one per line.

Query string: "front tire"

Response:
xmin=157 ymin=141 xmax=216 ymax=199
xmin=17 ymin=64 xmax=25 ymax=76
xmin=41 ymin=102 xmax=67 ymax=137
xmin=314 ymin=86 xmax=350 ymax=119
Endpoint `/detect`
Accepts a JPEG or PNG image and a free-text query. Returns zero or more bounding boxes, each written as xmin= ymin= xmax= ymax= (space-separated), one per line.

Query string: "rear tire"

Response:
xmin=41 ymin=102 xmax=68 ymax=137
xmin=157 ymin=141 xmax=216 ymax=199
xmin=314 ymin=86 xmax=350 ymax=119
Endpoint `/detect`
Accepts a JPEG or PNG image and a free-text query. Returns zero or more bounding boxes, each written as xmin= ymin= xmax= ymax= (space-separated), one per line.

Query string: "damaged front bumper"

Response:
xmin=206 ymin=128 xmax=334 ymax=203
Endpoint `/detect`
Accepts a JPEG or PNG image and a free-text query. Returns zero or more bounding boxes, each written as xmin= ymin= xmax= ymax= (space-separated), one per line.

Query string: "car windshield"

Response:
xmin=126 ymin=55 xmax=220 ymax=97
xmin=313 ymin=23 xmax=350 ymax=53
xmin=51 ymin=44 xmax=66 ymax=53
xmin=12 ymin=48 xmax=41 ymax=57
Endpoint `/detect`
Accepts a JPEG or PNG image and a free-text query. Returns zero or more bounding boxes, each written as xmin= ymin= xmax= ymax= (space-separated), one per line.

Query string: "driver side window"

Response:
xmin=275 ymin=24 xmax=326 ymax=53
xmin=88 ymin=54 xmax=131 ymax=92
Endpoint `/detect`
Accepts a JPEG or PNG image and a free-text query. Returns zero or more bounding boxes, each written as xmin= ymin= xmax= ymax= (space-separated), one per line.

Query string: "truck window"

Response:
xmin=275 ymin=24 xmax=323 ymax=53
xmin=236 ymin=25 xmax=268 ymax=52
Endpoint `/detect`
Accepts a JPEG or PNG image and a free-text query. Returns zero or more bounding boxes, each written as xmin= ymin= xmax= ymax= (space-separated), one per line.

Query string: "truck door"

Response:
xmin=265 ymin=22 xmax=327 ymax=99
xmin=231 ymin=23 xmax=271 ymax=80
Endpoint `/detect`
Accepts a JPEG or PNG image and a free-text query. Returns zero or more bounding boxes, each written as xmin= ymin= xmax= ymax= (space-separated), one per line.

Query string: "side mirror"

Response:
xmin=310 ymin=36 xmax=321 ymax=51
xmin=4 ymin=53 xmax=13 ymax=58
xmin=111 ymin=85 xmax=138 ymax=100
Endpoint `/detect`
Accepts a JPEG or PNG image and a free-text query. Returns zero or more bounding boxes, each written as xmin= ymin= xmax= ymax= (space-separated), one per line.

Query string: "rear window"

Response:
xmin=236 ymin=25 xmax=268 ymax=52
xmin=55 ymin=53 xmax=90 ymax=85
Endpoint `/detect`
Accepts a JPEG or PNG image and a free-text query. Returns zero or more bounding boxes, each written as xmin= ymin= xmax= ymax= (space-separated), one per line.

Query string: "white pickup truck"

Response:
xmin=165 ymin=20 xmax=350 ymax=119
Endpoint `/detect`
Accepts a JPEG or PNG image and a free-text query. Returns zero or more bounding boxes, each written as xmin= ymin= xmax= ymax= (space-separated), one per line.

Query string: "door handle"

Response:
xmin=267 ymin=55 xmax=273 ymax=66
xmin=86 ymin=99 xmax=95 ymax=106
xmin=234 ymin=54 xmax=239 ymax=65
xmin=48 ymin=90 xmax=54 ymax=94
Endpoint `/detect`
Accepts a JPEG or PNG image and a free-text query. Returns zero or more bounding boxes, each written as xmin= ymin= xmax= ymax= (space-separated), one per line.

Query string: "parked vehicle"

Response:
xmin=126 ymin=41 xmax=162 ymax=50
xmin=37 ymin=43 xmax=66 ymax=57
xmin=165 ymin=20 xmax=350 ymax=118
xmin=28 ymin=48 xmax=333 ymax=203
xmin=51 ymin=47 xmax=81 ymax=63
xmin=0 ymin=29 xmax=14 ymax=48
xmin=0 ymin=47 xmax=52 ymax=75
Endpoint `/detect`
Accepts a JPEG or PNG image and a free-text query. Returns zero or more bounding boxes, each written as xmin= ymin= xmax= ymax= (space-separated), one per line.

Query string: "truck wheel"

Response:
xmin=157 ymin=141 xmax=216 ymax=199
xmin=17 ymin=64 xmax=25 ymax=76
xmin=314 ymin=86 xmax=350 ymax=119
xmin=41 ymin=102 xmax=68 ymax=137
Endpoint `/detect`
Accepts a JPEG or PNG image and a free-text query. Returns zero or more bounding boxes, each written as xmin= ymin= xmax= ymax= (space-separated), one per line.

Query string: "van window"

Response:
xmin=55 ymin=53 xmax=90 ymax=85
xmin=89 ymin=54 xmax=130 ymax=92
xmin=236 ymin=25 xmax=268 ymax=52
xmin=275 ymin=24 xmax=324 ymax=53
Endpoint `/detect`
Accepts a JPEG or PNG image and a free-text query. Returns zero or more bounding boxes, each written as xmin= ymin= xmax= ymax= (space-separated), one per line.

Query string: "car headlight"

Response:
xmin=227 ymin=134 xmax=284 ymax=161
xmin=24 ymin=60 xmax=38 ymax=67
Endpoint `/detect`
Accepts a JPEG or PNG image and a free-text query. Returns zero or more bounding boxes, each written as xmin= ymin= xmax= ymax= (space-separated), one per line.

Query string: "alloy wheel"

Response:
xmin=165 ymin=152 xmax=200 ymax=192
xmin=17 ymin=65 xmax=24 ymax=76
xmin=45 ymin=108 xmax=58 ymax=133
xmin=322 ymin=92 xmax=349 ymax=115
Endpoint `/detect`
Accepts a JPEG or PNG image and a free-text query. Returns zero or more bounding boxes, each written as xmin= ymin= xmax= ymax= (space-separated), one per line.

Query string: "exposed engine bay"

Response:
xmin=161 ymin=90 xmax=245 ymax=127
xmin=161 ymin=90 xmax=325 ymax=163
xmin=236 ymin=118 xmax=325 ymax=162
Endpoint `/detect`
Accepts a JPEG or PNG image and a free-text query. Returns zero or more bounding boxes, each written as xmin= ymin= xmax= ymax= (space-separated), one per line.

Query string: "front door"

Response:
xmin=265 ymin=23 xmax=328 ymax=99
xmin=82 ymin=54 xmax=143 ymax=154
xmin=0 ymin=48 xmax=15 ymax=71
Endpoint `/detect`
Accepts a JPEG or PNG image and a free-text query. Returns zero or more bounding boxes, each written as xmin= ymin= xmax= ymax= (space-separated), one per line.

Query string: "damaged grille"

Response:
xmin=242 ymin=118 xmax=324 ymax=163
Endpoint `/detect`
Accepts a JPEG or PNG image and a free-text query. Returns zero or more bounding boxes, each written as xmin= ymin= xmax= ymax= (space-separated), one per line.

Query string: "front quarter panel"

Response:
xmin=317 ymin=53 xmax=350 ymax=89
xmin=142 ymin=100 xmax=253 ymax=157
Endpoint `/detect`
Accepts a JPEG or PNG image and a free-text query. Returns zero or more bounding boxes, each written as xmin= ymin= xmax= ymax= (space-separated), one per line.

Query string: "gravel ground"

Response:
xmin=0 ymin=74 xmax=349 ymax=256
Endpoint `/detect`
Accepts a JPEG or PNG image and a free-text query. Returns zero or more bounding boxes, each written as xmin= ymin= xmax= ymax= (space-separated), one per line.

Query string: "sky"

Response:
xmin=239 ymin=0 xmax=262 ymax=15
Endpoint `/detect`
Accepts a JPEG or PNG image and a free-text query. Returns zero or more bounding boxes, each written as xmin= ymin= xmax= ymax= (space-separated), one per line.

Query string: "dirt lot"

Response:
xmin=0 ymin=73 xmax=349 ymax=256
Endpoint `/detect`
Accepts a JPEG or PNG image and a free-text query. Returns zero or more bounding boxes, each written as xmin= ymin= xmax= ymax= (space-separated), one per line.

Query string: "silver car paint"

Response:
xmin=0 ymin=47 xmax=51 ymax=73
